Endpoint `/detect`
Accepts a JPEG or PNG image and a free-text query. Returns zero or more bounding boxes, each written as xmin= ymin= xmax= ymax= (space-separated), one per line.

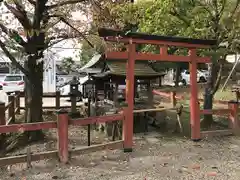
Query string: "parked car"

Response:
xmin=181 ymin=69 xmax=209 ymax=85
xmin=1 ymin=74 xmax=24 ymax=95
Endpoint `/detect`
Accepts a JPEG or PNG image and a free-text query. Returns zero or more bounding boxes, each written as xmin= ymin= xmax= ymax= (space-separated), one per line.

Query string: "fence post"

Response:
xmin=170 ymin=91 xmax=177 ymax=107
xmin=228 ymin=101 xmax=240 ymax=135
xmin=15 ymin=91 xmax=20 ymax=114
xmin=56 ymin=91 xmax=60 ymax=110
xmin=56 ymin=109 xmax=69 ymax=163
xmin=0 ymin=102 xmax=5 ymax=125
xmin=0 ymin=102 xmax=5 ymax=148
xmin=8 ymin=95 xmax=15 ymax=124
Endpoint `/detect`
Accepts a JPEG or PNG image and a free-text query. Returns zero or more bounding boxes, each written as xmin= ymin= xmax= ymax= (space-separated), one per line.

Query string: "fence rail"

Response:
xmin=153 ymin=89 xmax=240 ymax=138
xmin=0 ymin=91 xmax=84 ymax=125
xmin=0 ymin=112 xmax=124 ymax=166
xmin=0 ymin=89 xmax=239 ymax=167
xmin=152 ymin=89 xmax=231 ymax=105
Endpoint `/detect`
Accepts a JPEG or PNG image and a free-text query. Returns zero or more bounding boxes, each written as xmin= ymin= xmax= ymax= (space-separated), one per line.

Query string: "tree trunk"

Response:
xmin=174 ymin=66 xmax=181 ymax=87
xmin=201 ymin=61 xmax=223 ymax=128
xmin=24 ymin=57 xmax=44 ymax=141
xmin=202 ymin=87 xmax=214 ymax=127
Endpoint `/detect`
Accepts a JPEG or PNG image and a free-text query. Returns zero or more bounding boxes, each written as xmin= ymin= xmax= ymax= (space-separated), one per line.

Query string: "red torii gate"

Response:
xmin=98 ymin=28 xmax=217 ymax=152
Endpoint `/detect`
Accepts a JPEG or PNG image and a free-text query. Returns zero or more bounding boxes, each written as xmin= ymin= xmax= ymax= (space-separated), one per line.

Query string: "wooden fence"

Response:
xmin=152 ymin=89 xmax=231 ymax=105
xmin=153 ymin=89 xmax=239 ymax=137
xmin=0 ymin=91 xmax=82 ymax=125
xmin=0 ymin=111 xmax=124 ymax=166
xmin=0 ymin=89 xmax=238 ymax=167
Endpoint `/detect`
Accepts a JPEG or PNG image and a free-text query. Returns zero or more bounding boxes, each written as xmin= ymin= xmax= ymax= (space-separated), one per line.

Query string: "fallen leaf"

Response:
xmin=207 ymin=172 xmax=217 ymax=176
xmin=192 ymin=164 xmax=200 ymax=170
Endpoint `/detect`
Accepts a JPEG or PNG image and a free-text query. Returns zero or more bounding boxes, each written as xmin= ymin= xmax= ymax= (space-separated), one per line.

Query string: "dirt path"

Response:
xmin=2 ymin=132 xmax=240 ymax=180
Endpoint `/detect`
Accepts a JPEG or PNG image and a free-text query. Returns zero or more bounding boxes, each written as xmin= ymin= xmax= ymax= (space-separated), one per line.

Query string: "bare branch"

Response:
xmin=219 ymin=0 xmax=227 ymax=18
xmin=59 ymin=17 xmax=94 ymax=48
xmin=0 ymin=39 xmax=28 ymax=76
xmin=27 ymin=0 xmax=36 ymax=6
xmin=47 ymin=0 xmax=87 ymax=10
xmin=197 ymin=1 xmax=215 ymax=19
xmin=169 ymin=10 xmax=190 ymax=27
xmin=4 ymin=1 xmax=32 ymax=29
xmin=229 ymin=0 xmax=240 ymax=19
xmin=211 ymin=56 xmax=226 ymax=95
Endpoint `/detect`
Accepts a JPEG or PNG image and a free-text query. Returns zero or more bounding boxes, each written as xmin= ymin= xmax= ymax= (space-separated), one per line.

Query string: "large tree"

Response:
xmin=91 ymin=0 xmax=240 ymax=127
xmin=0 ymin=0 xmax=94 ymax=140
xmin=170 ymin=0 xmax=240 ymax=126
xmin=89 ymin=0 xmax=189 ymax=85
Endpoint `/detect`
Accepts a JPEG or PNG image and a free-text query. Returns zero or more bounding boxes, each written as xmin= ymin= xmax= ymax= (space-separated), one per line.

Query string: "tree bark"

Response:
xmin=201 ymin=61 xmax=223 ymax=128
xmin=24 ymin=57 xmax=44 ymax=141
xmin=174 ymin=66 xmax=181 ymax=87
xmin=202 ymin=87 xmax=214 ymax=127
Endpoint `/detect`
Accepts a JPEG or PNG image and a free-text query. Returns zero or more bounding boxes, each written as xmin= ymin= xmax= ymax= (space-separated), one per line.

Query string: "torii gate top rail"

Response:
xmin=98 ymin=28 xmax=216 ymax=48
xmin=98 ymin=28 xmax=216 ymax=64
xmin=98 ymin=28 xmax=216 ymax=150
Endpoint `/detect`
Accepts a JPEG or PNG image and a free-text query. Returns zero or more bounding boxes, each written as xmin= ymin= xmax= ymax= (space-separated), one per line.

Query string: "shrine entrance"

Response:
xmin=98 ymin=28 xmax=216 ymax=151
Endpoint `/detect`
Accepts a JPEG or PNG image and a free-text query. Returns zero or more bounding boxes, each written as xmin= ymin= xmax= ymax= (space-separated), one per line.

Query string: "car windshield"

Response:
xmin=4 ymin=76 xmax=22 ymax=81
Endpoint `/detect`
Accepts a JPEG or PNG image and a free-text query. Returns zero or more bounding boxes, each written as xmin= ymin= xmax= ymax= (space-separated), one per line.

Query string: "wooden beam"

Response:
xmin=123 ymin=41 xmax=135 ymax=152
xmin=199 ymin=109 xmax=231 ymax=115
xmin=160 ymin=46 xmax=168 ymax=55
xmin=0 ymin=141 xmax=123 ymax=166
xmin=189 ymin=48 xmax=200 ymax=141
xmin=105 ymin=37 xmax=211 ymax=48
xmin=20 ymin=105 xmax=84 ymax=110
xmin=69 ymin=114 xmax=124 ymax=126
xmin=152 ymin=89 xmax=184 ymax=100
xmin=133 ymin=107 xmax=176 ymax=113
xmin=70 ymin=140 xmax=123 ymax=156
xmin=105 ymin=51 xmax=211 ymax=63
xmin=0 ymin=150 xmax=58 ymax=166
xmin=0 ymin=121 xmax=57 ymax=134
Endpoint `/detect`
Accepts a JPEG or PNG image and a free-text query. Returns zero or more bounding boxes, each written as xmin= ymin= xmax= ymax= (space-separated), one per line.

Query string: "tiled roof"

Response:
xmin=106 ymin=60 xmax=165 ymax=77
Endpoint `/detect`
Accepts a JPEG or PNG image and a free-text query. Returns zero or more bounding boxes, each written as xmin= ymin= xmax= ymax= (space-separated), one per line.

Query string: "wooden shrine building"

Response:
xmin=80 ymin=53 xmax=165 ymax=104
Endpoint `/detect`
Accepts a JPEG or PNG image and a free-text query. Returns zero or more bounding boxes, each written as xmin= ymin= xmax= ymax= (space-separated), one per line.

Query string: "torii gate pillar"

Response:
xmin=189 ymin=48 xmax=201 ymax=140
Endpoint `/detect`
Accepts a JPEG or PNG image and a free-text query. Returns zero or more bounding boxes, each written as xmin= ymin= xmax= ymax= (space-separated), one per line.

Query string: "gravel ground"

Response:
xmin=1 ymin=132 xmax=240 ymax=180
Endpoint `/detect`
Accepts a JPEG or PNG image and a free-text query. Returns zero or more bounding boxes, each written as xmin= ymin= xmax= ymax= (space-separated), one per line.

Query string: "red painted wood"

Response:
xmin=160 ymin=46 xmax=167 ymax=55
xmin=228 ymin=102 xmax=239 ymax=135
xmin=57 ymin=113 xmax=69 ymax=163
xmin=152 ymin=90 xmax=184 ymax=100
xmin=0 ymin=121 xmax=57 ymax=134
xmin=123 ymin=41 xmax=135 ymax=150
xmin=69 ymin=114 xmax=124 ymax=126
xmin=135 ymin=53 xmax=210 ymax=63
xmin=199 ymin=109 xmax=231 ymax=115
xmin=189 ymin=49 xmax=201 ymax=140
xmin=105 ymin=51 xmax=211 ymax=63
xmin=105 ymin=37 xmax=211 ymax=48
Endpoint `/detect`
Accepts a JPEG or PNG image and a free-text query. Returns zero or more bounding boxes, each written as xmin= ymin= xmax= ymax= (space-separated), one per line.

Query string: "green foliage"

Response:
xmin=80 ymin=35 xmax=106 ymax=66
xmin=89 ymin=0 xmax=239 ymax=70
xmin=59 ymin=57 xmax=75 ymax=74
